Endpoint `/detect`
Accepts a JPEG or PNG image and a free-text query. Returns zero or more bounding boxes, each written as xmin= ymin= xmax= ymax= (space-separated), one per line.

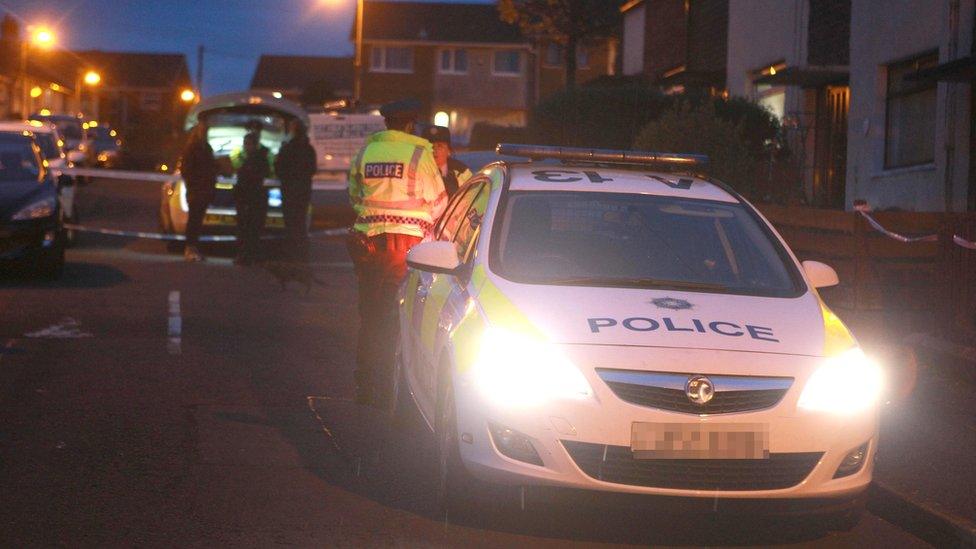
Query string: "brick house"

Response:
xmin=73 ymin=50 xmax=192 ymax=166
xmin=620 ymin=0 xmax=728 ymax=94
xmin=537 ymin=38 xmax=619 ymax=99
xmin=250 ymin=55 xmax=353 ymax=107
xmin=359 ymin=1 xmax=531 ymax=144
xmin=726 ymin=0 xmax=851 ymax=208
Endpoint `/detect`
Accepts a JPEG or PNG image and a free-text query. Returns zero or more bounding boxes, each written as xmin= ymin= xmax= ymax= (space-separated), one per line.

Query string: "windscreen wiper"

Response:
xmin=543 ymin=276 xmax=730 ymax=292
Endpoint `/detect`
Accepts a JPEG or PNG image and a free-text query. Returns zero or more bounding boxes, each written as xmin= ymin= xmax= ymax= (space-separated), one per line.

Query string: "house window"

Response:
xmin=543 ymin=44 xmax=589 ymax=68
xmin=492 ymin=51 xmax=522 ymax=75
xmin=755 ymin=83 xmax=785 ymax=120
xmin=885 ymin=52 xmax=938 ymax=169
xmin=369 ymin=46 xmax=414 ymax=73
xmin=439 ymin=49 xmax=468 ymax=74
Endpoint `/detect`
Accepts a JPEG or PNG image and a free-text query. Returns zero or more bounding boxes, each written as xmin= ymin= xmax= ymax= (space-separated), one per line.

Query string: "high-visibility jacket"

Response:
xmin=348 ymin=130 xmax=448 ymax=238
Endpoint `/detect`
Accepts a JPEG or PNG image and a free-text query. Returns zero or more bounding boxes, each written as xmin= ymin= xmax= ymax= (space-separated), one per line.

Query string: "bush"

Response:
xmin=633 ymin=102 xmax=760 ymax=197
xmin=529 ymin=83 xmax=670 ymax=148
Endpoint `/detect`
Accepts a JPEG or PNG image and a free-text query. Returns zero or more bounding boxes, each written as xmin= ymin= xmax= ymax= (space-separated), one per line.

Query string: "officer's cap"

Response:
xmin=380 ymin=98 xmax=421 ymax=120
xmin=423 ymin=125 xmax=451 ymax=144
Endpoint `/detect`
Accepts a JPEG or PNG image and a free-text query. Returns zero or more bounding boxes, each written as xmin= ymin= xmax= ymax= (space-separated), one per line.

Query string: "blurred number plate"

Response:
xmin=631 ymin=422 xmax=769 ymax=460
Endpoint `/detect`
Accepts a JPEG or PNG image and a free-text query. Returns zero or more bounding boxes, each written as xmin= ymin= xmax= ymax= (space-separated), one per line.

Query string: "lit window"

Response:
xmin=439 ymin=49 xmax=468 ymax=74
xmin=885 ymin=52 xmax=938 ymax=169
xmin=492 ymin=51 xmax=522 ymax=75
xmin=755 ymin=83 xmax=785 ymax=120
xmin=434 ymin=111 xmax=450 ymax=127
xmin=369 ymin=46 xmax=414 ymax=73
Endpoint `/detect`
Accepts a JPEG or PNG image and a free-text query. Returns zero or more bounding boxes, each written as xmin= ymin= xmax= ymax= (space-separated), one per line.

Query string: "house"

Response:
xmin=0 ymin=15 xmax=80 ymax=119
xmin=537 ymin=38 xmax=619 ymax=100
xmin=250 ymin=55 xmax=354 ymax=106
xmin=846 ymin=0 xmax=973 ymax=212
xmin=620 ymin=0 xmax=728 ymax=94
xmin=359 ymin=1 xmax=531 ymax=144
xmin=726 ymin=0 xmax=851 ymax=208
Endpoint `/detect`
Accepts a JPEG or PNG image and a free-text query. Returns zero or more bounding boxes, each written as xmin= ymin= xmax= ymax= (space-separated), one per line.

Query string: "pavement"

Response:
xmin=0 ymin=177 xmax=954 ymax=546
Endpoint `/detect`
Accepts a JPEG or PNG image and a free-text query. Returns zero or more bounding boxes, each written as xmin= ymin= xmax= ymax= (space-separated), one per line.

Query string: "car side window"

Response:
xmin=437 ymin=179 xmax=486 ymax=242
xmin=452 ymin=184 xmax=489 ymax=262
xmin=433 ymin=182 xmax=476 ymax=238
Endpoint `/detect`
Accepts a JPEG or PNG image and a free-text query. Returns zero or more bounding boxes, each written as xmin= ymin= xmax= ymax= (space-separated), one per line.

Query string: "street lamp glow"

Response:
xmin=272 ymin=91 xmax=283 ymax=99
xmin=31 ymin=27 xmax=55 ymax=49
xmin=84 ymin=71 xmax=101 ymax=86
xmin=180 ymin=89 xmax=196 ymax=103
xmin=30 ymin=86 xmax=43 ymax=98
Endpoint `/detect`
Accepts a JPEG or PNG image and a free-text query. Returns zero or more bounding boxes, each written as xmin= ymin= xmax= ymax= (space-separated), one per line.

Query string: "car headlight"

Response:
xmin=798 ymin=347 xmax=884 ymax=414
xmin=471 ymin=327 xmax=592 ymax=407
xmin=12 ymin=197 xmax=56 ymax=220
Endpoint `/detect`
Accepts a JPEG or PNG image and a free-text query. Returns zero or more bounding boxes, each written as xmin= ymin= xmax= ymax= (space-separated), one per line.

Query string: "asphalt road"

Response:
xmin=0 ymin=178 xmax=932 ymax=547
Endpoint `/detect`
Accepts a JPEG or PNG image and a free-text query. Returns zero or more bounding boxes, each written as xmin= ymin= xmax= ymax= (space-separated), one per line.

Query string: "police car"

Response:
xmin=396 ymin=144 xmax=882 ymax=526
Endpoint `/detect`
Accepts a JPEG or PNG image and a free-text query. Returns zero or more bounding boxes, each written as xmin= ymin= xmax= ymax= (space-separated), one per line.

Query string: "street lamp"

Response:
xmin=84 ymin=70 xmax=101 ymax=86
xmin=324 ymin=0 xmax=364 ymax=105
xmin=20 ymin=25 xmax=57 ymax=117
xmin=82 ymin=70 xmax=101 ymax=120
xmin=180 ymin=89 xmax=197 ymax=103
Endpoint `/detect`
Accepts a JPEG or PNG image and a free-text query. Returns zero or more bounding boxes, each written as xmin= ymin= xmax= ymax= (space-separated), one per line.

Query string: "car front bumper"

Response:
xmin=452 ymin=345 xmax=877 ymax=504
xmin=0 ymin=218 xmax=60 ymax=260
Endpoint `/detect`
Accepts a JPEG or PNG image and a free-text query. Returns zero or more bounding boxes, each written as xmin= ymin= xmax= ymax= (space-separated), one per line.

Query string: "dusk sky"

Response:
xmin=0 ymin=0 xmax=492 ymax=95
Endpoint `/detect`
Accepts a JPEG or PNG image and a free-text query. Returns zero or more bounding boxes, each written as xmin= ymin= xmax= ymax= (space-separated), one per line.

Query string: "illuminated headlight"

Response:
xmin=178 ymin=181 xmax=189 ymax=212
xmin=12 ymin=197 xmax=56 ymax=220
xmin=798 ymin=348 xmax=883 ymax=414
xmin=471 ymin=328 xmax=592 ymax=407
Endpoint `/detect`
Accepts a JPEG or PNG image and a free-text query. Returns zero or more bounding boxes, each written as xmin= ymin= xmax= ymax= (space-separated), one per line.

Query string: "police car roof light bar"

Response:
xmin=496 ymin=144 xmax=709 ymax=168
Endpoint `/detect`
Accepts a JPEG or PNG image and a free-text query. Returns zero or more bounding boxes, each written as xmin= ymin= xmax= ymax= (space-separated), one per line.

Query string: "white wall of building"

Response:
xmin=847 ymin=0 xmax=974 ymax=211
xmin=726 ymin=0 xmax=806 ymax=99
xmin=622 ymin=3 xmax=646 ymax=76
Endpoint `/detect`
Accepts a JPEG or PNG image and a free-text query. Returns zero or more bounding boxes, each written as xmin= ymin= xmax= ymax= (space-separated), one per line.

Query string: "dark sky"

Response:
xmin=0 ymin=0 xmax=491 ymax=96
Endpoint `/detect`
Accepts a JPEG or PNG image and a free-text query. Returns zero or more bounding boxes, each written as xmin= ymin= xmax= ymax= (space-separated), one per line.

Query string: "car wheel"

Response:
xmin=435 ymin=371 xmax=481 ymax=522
xmin=34 ymin=237 xmax=65 ymax=281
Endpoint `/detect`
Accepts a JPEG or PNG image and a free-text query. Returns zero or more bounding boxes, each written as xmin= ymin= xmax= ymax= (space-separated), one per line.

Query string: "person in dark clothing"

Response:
xmin=422 ymin=125 xmax=471 ymax=197
xmin=274 ymin=119 xmax=318 ymax=261
xmin=233 ymin=132 xmax=271 ymax=265
xmin=179 ymin=121 xmax=218 ymax=262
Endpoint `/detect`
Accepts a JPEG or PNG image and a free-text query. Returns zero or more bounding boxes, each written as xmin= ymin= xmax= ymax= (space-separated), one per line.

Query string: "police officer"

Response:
xmin=275 ymin=119 xmax=317 ymax=261
xmin=179 ymin=120 xmax=218 ymax=262
xmin=232 ymin=132 xmax=272 ymax=265
xmin=422 ymin=125 xmax=471 ymax=197
xmin=348 ymin=99 xmax=448 ymax=407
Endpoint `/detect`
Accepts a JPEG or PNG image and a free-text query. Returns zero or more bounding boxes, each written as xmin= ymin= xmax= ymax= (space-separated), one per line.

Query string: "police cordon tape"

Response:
xmin=59 ymin=167 xmax=347 ymax=191
xmin=63 ymin=223 xmax=349 ymax=242
xmin=857 ymin=209 xmax=976 ymax=250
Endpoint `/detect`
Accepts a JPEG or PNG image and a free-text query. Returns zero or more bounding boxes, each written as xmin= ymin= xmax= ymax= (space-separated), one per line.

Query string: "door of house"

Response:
xmin=813 ymin=86 xmax=849 ymax=208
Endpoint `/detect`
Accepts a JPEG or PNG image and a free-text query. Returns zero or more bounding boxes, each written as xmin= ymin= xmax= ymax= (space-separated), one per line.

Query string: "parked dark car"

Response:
xmin=0 ymin=131 xmax=65 ymax=279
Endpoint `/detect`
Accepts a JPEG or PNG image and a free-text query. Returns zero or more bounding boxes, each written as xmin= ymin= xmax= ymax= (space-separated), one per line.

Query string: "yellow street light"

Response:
xmin=84 ymin=70 xmax=101 ymax=86
xmin=31 ymin=27 xmax=56 ymax=49
xmin=30 ymin=86 xmax=43 ymax=98
xmin=180 ymin=89 xmax=196 ymax=103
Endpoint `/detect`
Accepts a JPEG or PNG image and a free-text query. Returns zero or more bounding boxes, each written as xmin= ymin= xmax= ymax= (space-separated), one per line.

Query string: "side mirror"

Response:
xmin=407 ymin=241 xmax=460 ymax=275
xmin=67 ymin=150 xmax=86 ymax=164
xmin=802 ymin=260 xmax=839 ymax=288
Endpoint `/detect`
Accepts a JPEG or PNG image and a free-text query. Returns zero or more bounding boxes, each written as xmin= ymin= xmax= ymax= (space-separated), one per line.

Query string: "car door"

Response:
xmin=408 ymin=179 xmax=489 ymax=420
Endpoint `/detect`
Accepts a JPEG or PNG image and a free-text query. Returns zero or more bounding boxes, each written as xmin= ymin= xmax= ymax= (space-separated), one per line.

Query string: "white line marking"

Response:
xmin=167 ymin=291 xmax=182 ymax=355
xmin=24 ymin=317 xmax=92 ymax=339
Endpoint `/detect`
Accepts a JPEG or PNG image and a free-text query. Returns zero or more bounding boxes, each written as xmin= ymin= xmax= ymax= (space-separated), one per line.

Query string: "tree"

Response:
xmin=499 ymin=0 xmax=625 ymax=89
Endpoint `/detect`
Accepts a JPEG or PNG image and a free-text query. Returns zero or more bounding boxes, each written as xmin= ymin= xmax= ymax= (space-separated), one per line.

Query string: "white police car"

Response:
xmin=397 ymin=145 xmax=882 ymax=526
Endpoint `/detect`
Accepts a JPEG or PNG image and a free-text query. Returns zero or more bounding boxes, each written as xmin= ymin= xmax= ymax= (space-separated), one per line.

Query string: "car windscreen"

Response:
xmin=34 ymin=133 xmax=60 ymax=159
xmin=491 ymin=191 xmax=802 ymax=297
xmin=0 ymin=135 xmax=41 ymax=182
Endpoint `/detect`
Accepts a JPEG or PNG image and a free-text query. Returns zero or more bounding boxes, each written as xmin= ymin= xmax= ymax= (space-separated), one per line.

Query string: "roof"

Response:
xmin=908 ymin=55 xmax=976 ymax=83
xmin=753 ymin=67 xmax=849 ymax=88
xmin=361 ymin=1 xmax=524 ymax=44
xmin=73 ymin=50 xmax=191 ymax=88
xmin=250 ymin=55 xmax=353 ymax=92
xmin=506 ymin=165 xmax=738 ymax=203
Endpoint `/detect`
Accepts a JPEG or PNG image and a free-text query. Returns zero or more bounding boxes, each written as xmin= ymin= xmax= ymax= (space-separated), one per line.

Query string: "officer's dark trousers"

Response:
xmin=347 ymin=231 xmax=421 ymax=403
xmin=185 ymin=184 xmax=214 ymax=247
xmin=235 ymin=188 xmax=267 ymax=260
xmin=281 ymin=179 xmax=311 ymax=261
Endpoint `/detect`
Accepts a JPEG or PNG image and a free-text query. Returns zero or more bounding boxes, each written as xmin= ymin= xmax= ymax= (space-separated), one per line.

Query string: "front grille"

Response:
xmin=597 ymin=370 xmax=792 ymax=415
xmin=605 ymin=382 xmax=788 ymax=414
xmin=562 ymin=440 xmax=821 ymax=491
